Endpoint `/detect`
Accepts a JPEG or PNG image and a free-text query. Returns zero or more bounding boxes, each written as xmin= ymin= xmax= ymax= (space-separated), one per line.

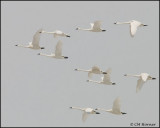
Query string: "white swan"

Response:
xmin=114 ymin=20 xmax=148 ymax=37
xmin=95 ymin=97 xmax=126 ymax=115
xmin=87 ymin=68 xmax=116 ymax=85
xmin=70 ymin=107 xmax=100 ymax=122
xmin=76 ymin=21 xmax=106 ymax=32
xmin=124 ymin=73 xmax=156 ymax=93
xmin=15 ymin=29 xmax=45 ymax=49
xmin=75 ymin=66 xmax=107 ymax=78
xmin=40 ymin=30 xmax=70 ymax=38
xmin=37 ymin=40 xmax=68 ymax=59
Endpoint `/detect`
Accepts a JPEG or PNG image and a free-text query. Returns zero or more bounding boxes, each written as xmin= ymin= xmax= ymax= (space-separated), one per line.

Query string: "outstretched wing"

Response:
xmin=88 ymin=72 xmax=93 ymax=78
xmin=93 ymin=21 xmax=102 ymax=30
xmin=130 ymin=22 xmax=139 ymax=37
xmin=103 ymin=68 xmax=112 ymax=82
xmin=32 ymin=28 xmax=42 ymax=46
xmin=55 ymin=40 xmax=62 ymax=57
xmin=82 ymin=112 xmax=88 ymax=122
xmin=136 ymin=79 xmax=145 ymax=93
xmin=112 ymin=97 xmax=121 ymax=113
xmin=91 ymin=66 xmax=101 ymax=72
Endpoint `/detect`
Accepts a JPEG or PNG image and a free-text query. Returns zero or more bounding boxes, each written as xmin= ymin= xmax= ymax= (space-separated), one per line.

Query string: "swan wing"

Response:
xmin=136 ymin=79 xmax=145 ymax=93
xmin=82 ymin=112 xmax=88 ymax=122
xmin=93 ymin=21 xmax=102 ymax=30
xmin=130 ymin=22 xmax=139 ymax=37
xmin=141 ymin=73 xmax=148 ymax=81
xmin=90 ymin=23 xmax=94 ymax=29
xmin=91 ymin=66 xmax=101 ymax=72
xmin=32 ymin=28 xmax=42 ymax=46
xmin=112 ymin=97 xmax=121 ymax=113
xmin=55 ymin=40 xmax=62 ymax=57
xmin=88 ymin=72 xmax=93 ymax=78
xmin=103 ymin=68 xmax=112 ymax=82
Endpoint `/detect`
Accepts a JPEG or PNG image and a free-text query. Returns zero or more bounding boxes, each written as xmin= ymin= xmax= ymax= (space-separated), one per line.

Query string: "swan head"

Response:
xmin=143 ymin=24 xmax=148 ymax=26
xmin=102 ymin=30 xmax=106 ymax=32
xmin=121 ymin=112 xmax=127 ymax=115
xmin=41 ymin=47 xmax=45 ymax=49
xmin=66 ymin=35 xmax=70 ymax=37
xmin=95 ymin=112 xmax=100 ymax=114
xmin=64 ymin=56 xmax=68 ymax=59
xmin=76 ymin=28 xmax=79 ymax=30
xmin=102 ymin=71 xmax=107 ymax=74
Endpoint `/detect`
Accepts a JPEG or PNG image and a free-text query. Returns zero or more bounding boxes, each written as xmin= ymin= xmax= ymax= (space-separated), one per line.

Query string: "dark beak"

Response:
xmin=121 ymin=112 xmax=127 ymax=115
xmin=152 ymin=78 xmax=156 ymax=80
xmin=66 ymin=35 xmax=70 ymax=37
xmin=64 ymin=56 xmax=68 ymax=59
xmin=102 ymin=30 xmax=106 ymax=32
xmin=15 ymin=45 xmax=18 ymax=46
xmin=41 ymin=47 xmax=45 ymax=49
xmin=37 ymin=53 xmax=40 ymax=55
xmin=102 ymin=72 xmax=107 ymax=74
xmin=96 ymin=112 xmax=100 ymax=114
xmin=112 ymin=83 xmax=116 ymax=85
xmin=143 ymin=25 xmax=148 ymax=26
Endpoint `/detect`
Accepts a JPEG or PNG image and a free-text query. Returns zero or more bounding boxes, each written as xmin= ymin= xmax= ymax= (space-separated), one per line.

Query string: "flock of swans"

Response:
xmin=15 ymin=20 xmax=157 ymax=122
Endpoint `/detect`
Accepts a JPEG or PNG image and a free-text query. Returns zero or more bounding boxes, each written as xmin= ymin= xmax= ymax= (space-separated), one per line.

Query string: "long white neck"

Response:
xmin=42 ymin=31 xmax=54 ymax=34
xmin=75 ymin=69 xmax=90 ymax=72
xmin=124 ymin=74 xmax=140 ymax=78
xmin=115 ymin=21 xmax=131 ymax=25
xmin=15 ymin=44 xmax=30 ymax=48
xmin=70 ymin=107 xmax=84 ymax=111
xmin=39 ymin=53 xmax=55 ymax=57
xmin=96 ymin=108 xmax=108 ymax=112
xmin=77 ymin=27 xmax=92 ymax=31
xmin=87 ymin=79 xmax=101 ymax=84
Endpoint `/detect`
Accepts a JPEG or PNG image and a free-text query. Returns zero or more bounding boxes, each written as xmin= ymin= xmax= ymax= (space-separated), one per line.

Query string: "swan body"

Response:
xmin=114 ymin=20 xmax=148 ymax=37
xmin=124 ymin=73 xmax=156 ymax=93
xmin=75 ymin=66 xmax=107 ymax=78
xmin=76 ymin=21 xmax=106 ymax=32
xmin=40 ymin=30 xmax=70 ymax=38
xmin=38 ymin=40 xmax=68 ymax=59
xmin=87 ymin=68 xmax=116 ymax=85
xmin=15 ymin=29 xmax=45 ymax=49
xmin=70 ymin=107 xmax=100 ymax=122
xmin=95 ymin=97 xmax=126 ymax=115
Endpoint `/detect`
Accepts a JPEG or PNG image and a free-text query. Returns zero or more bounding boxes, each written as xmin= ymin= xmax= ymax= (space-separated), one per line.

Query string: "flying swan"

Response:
xmin=95 ymin=97 xmax=126 ymax=115
xmin=40 ymin=30 xmax=70 ymax=38
xmin=75 ymin=66 xmax=107 ymax=78
xmin=37 ymin=40 xmax=68 ymax=59
xmin=114 ymin=20 xmax=148 ymax=37
xmin=87 ymin=68 xmax=116 ymax=85
xmin=70 ymin=107 xmax=100 ymax=122
xmin=15 ymin=28 xmax=45 ymax=49
xmin=76 ymin=21 xmax=106 ymax=32
xmin=124 ymin=73 xmax=156 ymax=93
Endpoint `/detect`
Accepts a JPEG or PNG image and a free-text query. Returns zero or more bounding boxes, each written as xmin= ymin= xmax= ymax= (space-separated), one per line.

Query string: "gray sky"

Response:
xmin=1 ymin=1 xmax=159 ymax=127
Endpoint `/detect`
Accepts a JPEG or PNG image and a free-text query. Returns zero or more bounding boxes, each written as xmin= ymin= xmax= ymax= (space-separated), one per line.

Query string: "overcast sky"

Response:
xmin=1 ymin=1 xmax=159 ymax=127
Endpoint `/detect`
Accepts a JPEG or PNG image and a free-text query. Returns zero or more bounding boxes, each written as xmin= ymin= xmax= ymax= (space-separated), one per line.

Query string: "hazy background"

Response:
xmin=1 ymin=1 xmax=159 ymax=127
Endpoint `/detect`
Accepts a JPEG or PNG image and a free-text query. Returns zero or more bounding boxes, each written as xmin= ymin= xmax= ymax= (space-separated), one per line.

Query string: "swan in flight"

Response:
xmin=124 ymin=73 xmax=156 ymax=93
xmin=37 ymin=40 xmax=68 ymax=59
xmin=15 ymin=29 xmax=45 ymax=49
xmin=70 ymin=107 xmax=100 ymax=122
xmin=114 ymin=20 xmax=148 ymax=37
xmin=95 ymin=97 xmax=126 ymax=115
xmin=40 ymin=30 xmax=70 ymax=38
xmin=75 ymin=66 xmax=107 ymax=78
xmin=87 ymin=68 xmax=116 ymax=85
xmin=76 ymin=21 xmax=106 ymax=32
